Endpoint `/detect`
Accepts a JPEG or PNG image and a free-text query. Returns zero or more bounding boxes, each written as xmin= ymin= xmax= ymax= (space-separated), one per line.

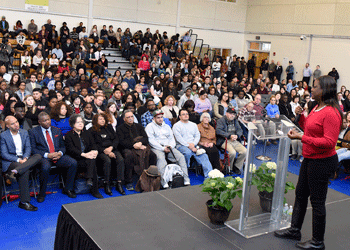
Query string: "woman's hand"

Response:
xmin=288 ymin=129 xmax=302 ymax=140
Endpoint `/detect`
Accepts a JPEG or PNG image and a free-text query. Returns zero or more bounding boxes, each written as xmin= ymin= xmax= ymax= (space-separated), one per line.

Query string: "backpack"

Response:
xmin=170 ymin=173 xmax=184 ymax=189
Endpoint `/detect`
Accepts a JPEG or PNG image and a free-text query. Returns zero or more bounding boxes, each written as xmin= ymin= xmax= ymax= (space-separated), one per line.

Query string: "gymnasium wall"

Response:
xmin=244 ymin=0 xmax=350 ymax=88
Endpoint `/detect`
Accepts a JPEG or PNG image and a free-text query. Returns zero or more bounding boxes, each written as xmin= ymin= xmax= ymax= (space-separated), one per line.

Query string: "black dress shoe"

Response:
xmin=18 ymin=202 xmax=38 ymax=211
xmin=274 ymin=227 xmax=301 ymax=241
xmin=116 ymin=182 xmax=126 ymax=195
xmin=104 ymin=182 xmax=113 ymax=196
xmin=232 ymin=166 xmax=242 ymax=175
xmin=296 ymin=239 xmax=325 ymax=249
xmin=5 ymin=171 xmax=17 ymax=183
xmin=62 ymin=189 xmax=77 ymax=198
xmin=91 ymin=191 xmax=103 ymax=199
xmin=37 ymin=196 xmax=45 ymax=203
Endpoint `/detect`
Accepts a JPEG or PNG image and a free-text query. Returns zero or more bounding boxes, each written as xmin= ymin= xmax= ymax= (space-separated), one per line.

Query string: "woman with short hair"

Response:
xmin=65 ymin=114 xmax=103 ymax=199
xmin=197 ymin=112 xmax=221 ymax=170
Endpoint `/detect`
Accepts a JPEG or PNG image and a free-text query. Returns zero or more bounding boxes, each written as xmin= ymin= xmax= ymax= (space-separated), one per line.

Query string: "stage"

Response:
xmin=54 ymin=173 xmax=350 ymax=250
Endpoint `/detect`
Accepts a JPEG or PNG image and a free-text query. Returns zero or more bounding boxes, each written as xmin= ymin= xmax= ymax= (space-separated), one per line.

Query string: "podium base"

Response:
xmin=225 ymin=213 xmax=290 ymax=238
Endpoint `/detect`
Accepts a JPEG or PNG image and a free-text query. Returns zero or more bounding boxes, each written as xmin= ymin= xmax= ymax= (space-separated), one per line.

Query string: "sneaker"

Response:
xmin=184 ymin=181 xmax=191 ymax=186
xmin=299 ymin=156 xmax=304 ymax=162
xmin=126 ymin=183 xmax=134 ymax=191
xmin=290 ymin=154 xmax=297 ymax=160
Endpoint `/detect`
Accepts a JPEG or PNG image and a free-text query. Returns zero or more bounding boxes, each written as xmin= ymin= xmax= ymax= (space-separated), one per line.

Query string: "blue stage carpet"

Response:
xmin=1 ymin=142 xmax=349 ymax=249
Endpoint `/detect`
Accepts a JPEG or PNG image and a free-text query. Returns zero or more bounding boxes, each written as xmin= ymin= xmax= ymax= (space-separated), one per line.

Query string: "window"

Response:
xmin=262 ymin=43 xmax=271 ymax=51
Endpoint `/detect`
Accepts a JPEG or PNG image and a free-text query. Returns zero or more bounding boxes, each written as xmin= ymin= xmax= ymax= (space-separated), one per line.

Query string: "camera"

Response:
xmin=300 ymin=35 xmax=306 ymax=40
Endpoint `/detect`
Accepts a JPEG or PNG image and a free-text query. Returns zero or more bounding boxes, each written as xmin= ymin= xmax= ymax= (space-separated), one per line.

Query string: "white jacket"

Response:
xmin=161 ymin=105 xmax=179 ymax=119
xmin=162 ymin=164 xmax=184 ymax=188
xmin=145 ymin=120 xmax=176 ymax=151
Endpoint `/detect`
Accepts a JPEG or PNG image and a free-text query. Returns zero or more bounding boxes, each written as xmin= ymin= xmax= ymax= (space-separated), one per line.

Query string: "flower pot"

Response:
xmin=206 ymin=199 xmax=231 ymax=225
xmin=258 ymin=191 xmax=273 ymax=212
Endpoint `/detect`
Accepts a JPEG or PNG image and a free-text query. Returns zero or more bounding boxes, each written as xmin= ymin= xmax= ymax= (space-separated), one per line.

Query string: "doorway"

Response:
xmin=248 ymin=52 xmax=270 ymax=79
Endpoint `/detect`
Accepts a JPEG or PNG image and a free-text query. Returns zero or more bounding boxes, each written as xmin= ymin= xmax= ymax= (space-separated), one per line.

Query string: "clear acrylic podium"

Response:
xmin=225 ymin=116 xmax=302 ymax=238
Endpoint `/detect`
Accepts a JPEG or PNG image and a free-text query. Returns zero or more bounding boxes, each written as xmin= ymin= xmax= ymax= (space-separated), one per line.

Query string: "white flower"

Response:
xmin=250 ymin=164 xmax=257 ymax=173
xmin=271 ymin=173 xmax=276 ymax=178
xmin=226 ymin=182 xmax=234 ymax=189
xmin=235 ymin=177 xmax=243 ymax=184
xmin=266 ymin=162 xmax=277 ymax=170
xmin=208 ymin=169 xmax=224 ymax=178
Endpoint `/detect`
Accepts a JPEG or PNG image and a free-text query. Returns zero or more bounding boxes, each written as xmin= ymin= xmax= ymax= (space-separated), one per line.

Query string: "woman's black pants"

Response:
xmin=79 ymin=158 xmax=99 ymax=193
xmin=291 ymin=154 xmax=338 ymax=241
xmin=201 ymin=145 xmax=221 ymax=170
xmin=98 ymin=151 xmax=125 ymax=182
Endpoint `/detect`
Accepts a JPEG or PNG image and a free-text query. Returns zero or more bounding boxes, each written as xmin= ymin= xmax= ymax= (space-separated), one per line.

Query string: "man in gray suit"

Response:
xmin=25 ymin=73 xmax=41 ymax=94
xmin=1 ymin=116 xmax=41 ymax=211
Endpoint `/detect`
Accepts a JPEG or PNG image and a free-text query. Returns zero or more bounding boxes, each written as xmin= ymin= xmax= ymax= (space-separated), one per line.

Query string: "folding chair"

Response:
xmin=2 ymin=169 xmax=37 ymax=204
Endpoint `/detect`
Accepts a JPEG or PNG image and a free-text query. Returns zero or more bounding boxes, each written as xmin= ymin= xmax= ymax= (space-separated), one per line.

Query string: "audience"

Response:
xmin=0 ymin=21 xmax=346 ymax=212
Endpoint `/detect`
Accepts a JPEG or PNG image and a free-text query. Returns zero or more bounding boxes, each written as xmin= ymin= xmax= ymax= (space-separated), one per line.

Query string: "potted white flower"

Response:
xmin=200 ymin=169 xmax=243 ymax=224
xmin=250 ymin=162 xmax=295 ymax=212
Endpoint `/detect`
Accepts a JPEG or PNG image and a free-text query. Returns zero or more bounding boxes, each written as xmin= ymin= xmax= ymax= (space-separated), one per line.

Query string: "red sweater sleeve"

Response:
xmin=301 ymin=107 xmax=341 ymax=158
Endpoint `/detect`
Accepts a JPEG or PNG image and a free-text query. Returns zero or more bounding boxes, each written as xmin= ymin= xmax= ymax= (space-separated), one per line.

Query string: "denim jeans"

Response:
xmin=176 ymin=145 xmax=213 ymax=178
xmin=336 ymin=148 xmax=350 ymax=162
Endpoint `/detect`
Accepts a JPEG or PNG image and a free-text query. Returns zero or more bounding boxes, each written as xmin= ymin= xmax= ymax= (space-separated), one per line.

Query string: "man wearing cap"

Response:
xmin=173 ymin=109 xmax=213 ymax=178
xmin=145 ymin=110 xmax=190 ymax=186
xmin=141 ymin=99 xmax=172 ymax=128
xmin=286 ymin=61 xmax=294 ymax=81
xmin=216 ymin=107 xmax=247 ymax=175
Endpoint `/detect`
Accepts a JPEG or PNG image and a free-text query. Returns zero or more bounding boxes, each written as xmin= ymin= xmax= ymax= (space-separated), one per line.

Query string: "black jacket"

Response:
xmin=278 ymin=101 xmax=295 ymax=120
xmin=90 ymin=125 xmax=119 ymax=154
xmin=116 ymin=122 xmax=149 ymax=150
xmin=64 ymin=130 xmax=97 ymax=160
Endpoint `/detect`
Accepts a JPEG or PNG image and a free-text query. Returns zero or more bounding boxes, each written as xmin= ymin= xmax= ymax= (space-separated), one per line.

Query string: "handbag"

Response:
xmin=168 ymin=148 xmax=185 ymax=189
xmin=74 ymin=178 xmax=91 ymax=194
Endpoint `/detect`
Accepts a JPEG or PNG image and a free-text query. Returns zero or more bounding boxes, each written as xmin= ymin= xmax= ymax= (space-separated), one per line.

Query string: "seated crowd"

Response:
xmin=0 ymin=17 xmax=346 ymax=212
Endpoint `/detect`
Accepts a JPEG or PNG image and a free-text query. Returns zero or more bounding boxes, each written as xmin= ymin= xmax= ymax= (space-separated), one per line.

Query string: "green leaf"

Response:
xmin=266 ymin=186 xmax=273 ymax=193
xmin=220 ymin=191 xmax=229 ymax=202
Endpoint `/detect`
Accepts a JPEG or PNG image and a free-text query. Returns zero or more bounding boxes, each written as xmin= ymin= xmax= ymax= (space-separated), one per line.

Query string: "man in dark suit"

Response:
xmin=1 ymin=116 xmax=42 ymax=211
xmin=116 ymin=110 xmax=157 ymax=191
xmin=29 ymin=112 xmax=78 ymax=203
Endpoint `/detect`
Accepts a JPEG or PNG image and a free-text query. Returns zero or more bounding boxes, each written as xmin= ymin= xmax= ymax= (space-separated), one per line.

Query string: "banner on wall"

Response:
xmin=25 ymin=0 xmax=49 ymax=12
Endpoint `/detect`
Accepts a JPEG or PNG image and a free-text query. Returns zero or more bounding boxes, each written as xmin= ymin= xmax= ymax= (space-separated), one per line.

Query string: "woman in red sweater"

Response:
xmin=275 ymin=76 xmax=342 ymax=250
xmin=138 ymin=56 xmax=150 ymax=73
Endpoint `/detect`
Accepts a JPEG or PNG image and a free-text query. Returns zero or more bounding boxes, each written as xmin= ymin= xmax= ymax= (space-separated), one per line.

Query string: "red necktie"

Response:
xmin=46 ymin=130 xmax=57 ymax=163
